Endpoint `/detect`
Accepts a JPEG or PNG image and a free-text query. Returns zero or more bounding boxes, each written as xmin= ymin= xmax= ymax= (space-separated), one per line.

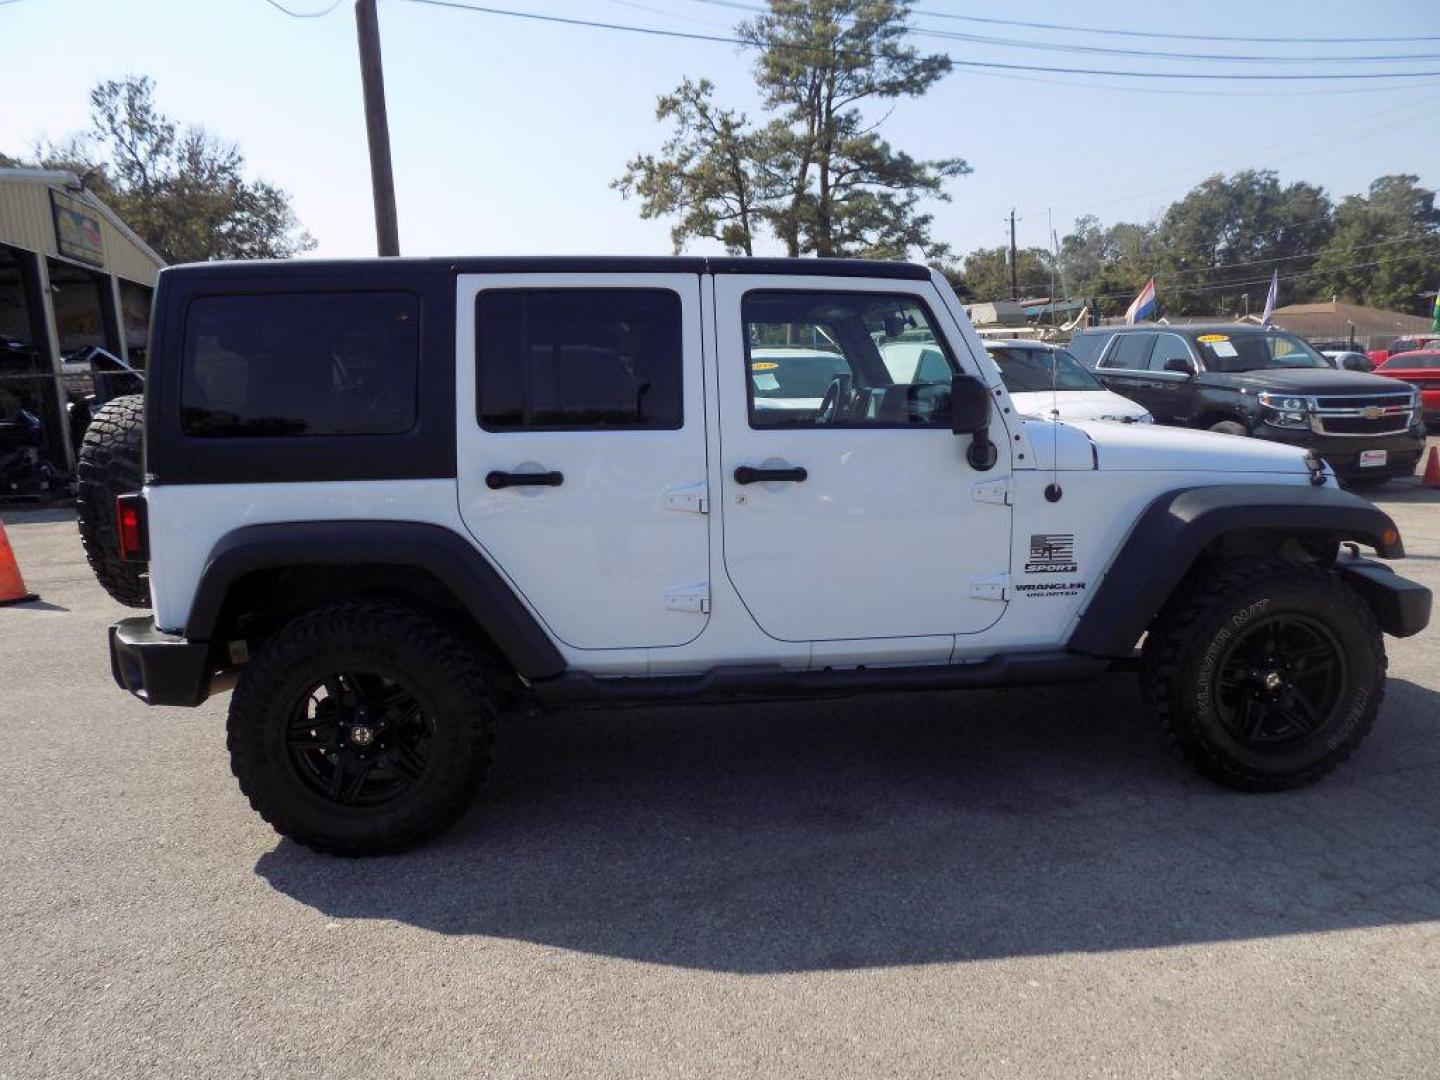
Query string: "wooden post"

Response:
xmin=356 ymin=0 xmax=400 ymax=256
xmin=1008 ymin=208 xmax=1018 ymax=302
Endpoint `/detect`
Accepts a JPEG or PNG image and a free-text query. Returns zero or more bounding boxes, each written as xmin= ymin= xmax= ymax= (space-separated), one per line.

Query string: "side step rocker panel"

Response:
xmin=532 ymin=651 xmax=1112 ymax=709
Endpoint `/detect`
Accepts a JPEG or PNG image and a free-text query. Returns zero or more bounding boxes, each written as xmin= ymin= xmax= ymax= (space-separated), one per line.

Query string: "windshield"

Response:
xmin=748 ymin=348 xmax=851 ymax=399
xmin=989 ymin=347 xmax=1104 ymax=392
xmin=1194 ymin=330 xmax=1330 ymax=373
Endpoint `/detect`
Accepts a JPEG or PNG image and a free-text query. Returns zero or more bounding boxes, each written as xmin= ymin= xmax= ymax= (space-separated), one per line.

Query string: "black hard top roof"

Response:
xmin=160 ymin=255 xmax=932 ymax=282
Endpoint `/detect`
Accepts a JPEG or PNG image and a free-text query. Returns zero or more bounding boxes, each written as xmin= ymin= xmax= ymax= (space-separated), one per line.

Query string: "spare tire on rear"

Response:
xmin=76 ymin=393 xmax=149 ymax=608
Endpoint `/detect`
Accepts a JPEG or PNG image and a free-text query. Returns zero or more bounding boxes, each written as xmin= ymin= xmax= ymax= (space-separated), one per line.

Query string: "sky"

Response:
xmin=2 ymin=0 xmax=1439 ymax=263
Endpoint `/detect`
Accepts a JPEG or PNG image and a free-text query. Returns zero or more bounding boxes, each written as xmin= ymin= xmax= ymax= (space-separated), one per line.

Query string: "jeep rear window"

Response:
xmin=180 ymin=292 xmax=419 ymax=438
xmin=476 ymin=289 xmax=682 ymax=431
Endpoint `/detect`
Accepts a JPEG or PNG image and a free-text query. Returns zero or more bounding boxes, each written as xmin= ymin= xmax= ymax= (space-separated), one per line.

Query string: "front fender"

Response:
xmin=1068 ymin=484 xmax=1404 ymax=658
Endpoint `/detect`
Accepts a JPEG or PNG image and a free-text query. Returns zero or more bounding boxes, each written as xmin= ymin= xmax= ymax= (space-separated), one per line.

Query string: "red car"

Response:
xmin=1374 ymin=349 xmax=1440 ymax=429
xmin=1368 ymin=335 xmax=1440 ymax=367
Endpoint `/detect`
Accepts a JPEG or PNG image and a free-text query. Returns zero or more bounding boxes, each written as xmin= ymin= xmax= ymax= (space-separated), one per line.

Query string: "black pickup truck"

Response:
xmin=1069 ymin=324 xmax=1426 ymax=486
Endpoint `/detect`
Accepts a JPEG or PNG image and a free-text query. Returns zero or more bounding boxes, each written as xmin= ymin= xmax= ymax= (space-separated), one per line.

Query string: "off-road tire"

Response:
xmin=75 ymin=393 xmax=148 ymax=607
xmin=1140 ymin=557 xmax=1385 ymax=792
xmin=227 ymin=601 xmax=497 ymax=856
xmin=1208 ymin=420 xmax=1248 ymax=437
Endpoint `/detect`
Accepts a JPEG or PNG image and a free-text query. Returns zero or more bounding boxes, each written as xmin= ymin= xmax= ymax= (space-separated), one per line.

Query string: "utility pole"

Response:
xmin=356 ymin=0 xmax=399 ymax=256
xmin=1008 ymin=208 xmax=1019 ymax=301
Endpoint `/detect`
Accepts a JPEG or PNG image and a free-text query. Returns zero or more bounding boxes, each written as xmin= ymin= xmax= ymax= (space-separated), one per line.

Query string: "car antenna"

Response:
xmin=1044 ymin=212 xmax=1063 ymax=503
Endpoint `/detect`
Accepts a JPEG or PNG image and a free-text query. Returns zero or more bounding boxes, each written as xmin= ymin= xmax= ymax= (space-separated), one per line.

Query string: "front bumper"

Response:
xmin=1250 ymin=422 xmax=1426 ymax=479
xmin=109 ymin=617 xmax=234 ymax=706
xmin=1335 ymin=557 xmax=1432 ymax=638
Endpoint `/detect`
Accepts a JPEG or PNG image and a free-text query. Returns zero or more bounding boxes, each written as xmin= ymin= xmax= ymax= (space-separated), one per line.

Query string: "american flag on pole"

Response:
xmin=1125 ymin=278 xmax=1156 ymax=324
xmin=1261 ymin=269 xmax=1279 ymax=326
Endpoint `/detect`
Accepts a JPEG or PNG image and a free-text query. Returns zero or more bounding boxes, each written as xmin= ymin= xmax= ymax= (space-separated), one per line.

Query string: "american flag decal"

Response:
xmin=1025 ymin=533 xmax=1078 ymax=573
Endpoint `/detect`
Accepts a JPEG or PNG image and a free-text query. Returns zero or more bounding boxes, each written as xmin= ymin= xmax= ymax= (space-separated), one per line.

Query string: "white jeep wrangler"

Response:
xmin=85 ymin=257 xmax=1431 ymax=855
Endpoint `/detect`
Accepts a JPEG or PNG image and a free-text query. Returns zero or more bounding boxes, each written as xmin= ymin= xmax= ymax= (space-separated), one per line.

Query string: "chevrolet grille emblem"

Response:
xmin=1362 ymin=406 xmax=1383 ymax=419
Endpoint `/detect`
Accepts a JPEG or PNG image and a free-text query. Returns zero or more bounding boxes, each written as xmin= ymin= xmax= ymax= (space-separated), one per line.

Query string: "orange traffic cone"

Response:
xmin=1423 ymin=446 xmax=1440 ymax=490
xmin=0 ymin=519 xmax=38 ymax=606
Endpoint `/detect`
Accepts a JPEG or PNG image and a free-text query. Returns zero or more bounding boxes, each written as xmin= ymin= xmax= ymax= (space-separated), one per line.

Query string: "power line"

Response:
xmin=259 ymin=0 xmax=341 ymax=17
xmin=1067 ymin=248 xmax=1440 ymax=304
xmin=397 ymin=1 xmax=1440 ymax=82
xmin=688 ymin=0 xmax=1440 ymax=64
xmin=1087 ymin=232 xmax=1440 ymax=288
xmin=944 ymin=91 xmax=1440 ymax=253
xmin=959 ymin=67 xmax=1440 ymax=99
xmin=907 ymin=27 xmax=1440 ymax=66
xmin=905 ymin=5 xmax=1440 ymax=46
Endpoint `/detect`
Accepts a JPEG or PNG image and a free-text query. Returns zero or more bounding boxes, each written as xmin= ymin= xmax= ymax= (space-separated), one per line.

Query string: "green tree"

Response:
xmin=957 ymin=245 xmax=1052 ymax=302
xmin=1309 ymin=175 xmax=1440 ymax=314
xmin=1150 ymin=170 xmax=1331 ymax=315
xmin=1058 ymin=216 xmax=1158 ymax=315
xmin=616 ymin=0 xmax=969 ymax=260
xmin=8 ymin=76 xmax=314 ymax=262
xmin=614 ymin=79 xmax=761 ymax=255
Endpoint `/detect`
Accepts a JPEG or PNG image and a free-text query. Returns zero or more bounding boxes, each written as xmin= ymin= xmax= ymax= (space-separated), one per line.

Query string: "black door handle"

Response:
xmin=486 ymin=470 xmax=564 ymax=490
xmin=734 ymin=465 xmax=807 ymax=485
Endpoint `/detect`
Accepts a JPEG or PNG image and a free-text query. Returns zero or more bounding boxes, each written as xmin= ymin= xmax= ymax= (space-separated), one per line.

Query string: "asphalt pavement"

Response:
xmin=2 ymin=460 xmax=1438 ymax=1079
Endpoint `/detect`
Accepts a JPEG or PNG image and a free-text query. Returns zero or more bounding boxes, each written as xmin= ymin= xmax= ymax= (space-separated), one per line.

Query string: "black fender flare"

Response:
xmin=186 ymin=520 xmax=566 ymax=679
xmin=1068 ymin=484 xmax=1404 ymax=658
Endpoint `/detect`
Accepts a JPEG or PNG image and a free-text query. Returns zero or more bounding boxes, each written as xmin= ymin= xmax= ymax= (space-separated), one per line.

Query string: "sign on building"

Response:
xmin=50 ymin=190 xmax=105 ymax=266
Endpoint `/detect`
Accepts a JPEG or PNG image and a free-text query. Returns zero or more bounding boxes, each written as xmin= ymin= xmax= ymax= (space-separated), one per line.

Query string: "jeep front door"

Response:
xmin=714 ymin=276 xmax=1013 ymax=645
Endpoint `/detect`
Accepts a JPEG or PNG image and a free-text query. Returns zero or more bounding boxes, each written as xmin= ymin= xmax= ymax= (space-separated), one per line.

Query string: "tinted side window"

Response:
xmin=1148 ymin=333 xmax=1193 ymax=372
xmin=1102 ymin=333 xmax=1154 ymax=371
xmin=1066 ymin=333 xmax=1109 ymax=369
xmin=477 ymin=289 xmax=682 ymax=430
xmin=181 ymin=292 xmax=418 ymax=438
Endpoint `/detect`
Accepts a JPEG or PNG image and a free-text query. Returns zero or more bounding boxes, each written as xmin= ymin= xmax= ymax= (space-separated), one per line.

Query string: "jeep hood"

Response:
xmin=1210 ymin=368 xmax=1405 ymax=395
xmin=1070 ymin=419 xmax=1315 ymax=474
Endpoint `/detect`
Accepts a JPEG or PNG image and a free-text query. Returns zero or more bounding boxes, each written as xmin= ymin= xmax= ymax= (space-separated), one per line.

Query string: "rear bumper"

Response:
xmin=1336 ymin=557 xmax=1432 ymax=638
xmin=109 ymin=617 xmax=234 ymax=706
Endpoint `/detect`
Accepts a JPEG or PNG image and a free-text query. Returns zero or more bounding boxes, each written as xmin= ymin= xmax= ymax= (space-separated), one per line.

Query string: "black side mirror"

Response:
xmin=1164 ymin=356 xmax=1195 ymax=376
xmin=950 ymin=374 xmax=997 ymax=470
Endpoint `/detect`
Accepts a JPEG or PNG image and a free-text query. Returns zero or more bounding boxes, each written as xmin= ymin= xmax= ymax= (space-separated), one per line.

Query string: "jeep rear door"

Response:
xmin=455 ymin=273 xmax=710 ymax=650
xmin=713 ymin=274 xmax=1012 ymax=648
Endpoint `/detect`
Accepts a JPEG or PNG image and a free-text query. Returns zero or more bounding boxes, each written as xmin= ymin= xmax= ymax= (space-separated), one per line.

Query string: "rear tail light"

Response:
xmin=116 ymin=493 xmax=149 ymax=562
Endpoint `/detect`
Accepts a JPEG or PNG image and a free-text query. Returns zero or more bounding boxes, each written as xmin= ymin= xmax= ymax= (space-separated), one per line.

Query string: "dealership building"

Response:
xmin=1 ymin=167 xmax=163 ymax=470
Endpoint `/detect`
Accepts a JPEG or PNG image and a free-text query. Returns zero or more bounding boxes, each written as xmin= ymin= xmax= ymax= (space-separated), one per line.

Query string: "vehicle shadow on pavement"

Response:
xmin=256 ymin=674 xmax=1440 ymax=973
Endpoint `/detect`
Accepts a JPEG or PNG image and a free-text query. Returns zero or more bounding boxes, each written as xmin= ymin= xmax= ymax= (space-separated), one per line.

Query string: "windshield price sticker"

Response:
xmin=751 ymin=361 xmax=779 ymax=371
xmin=1209 ymin=340 xmax=1239 ymax=357
xmin=1197 ymin=334 xmax=1229 ymax=343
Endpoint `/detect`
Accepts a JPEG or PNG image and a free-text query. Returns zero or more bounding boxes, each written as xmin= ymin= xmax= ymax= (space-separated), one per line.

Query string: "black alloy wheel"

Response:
xmin=1211 ymin=614 xmax=1345 ymax=750
xmin=286 ymin=671 xmax=436 ymax=808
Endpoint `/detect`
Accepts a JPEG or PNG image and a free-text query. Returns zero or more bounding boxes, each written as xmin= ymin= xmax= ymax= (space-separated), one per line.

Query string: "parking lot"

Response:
xmin=2 ymin=464 xmax=1438 ymax=1079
